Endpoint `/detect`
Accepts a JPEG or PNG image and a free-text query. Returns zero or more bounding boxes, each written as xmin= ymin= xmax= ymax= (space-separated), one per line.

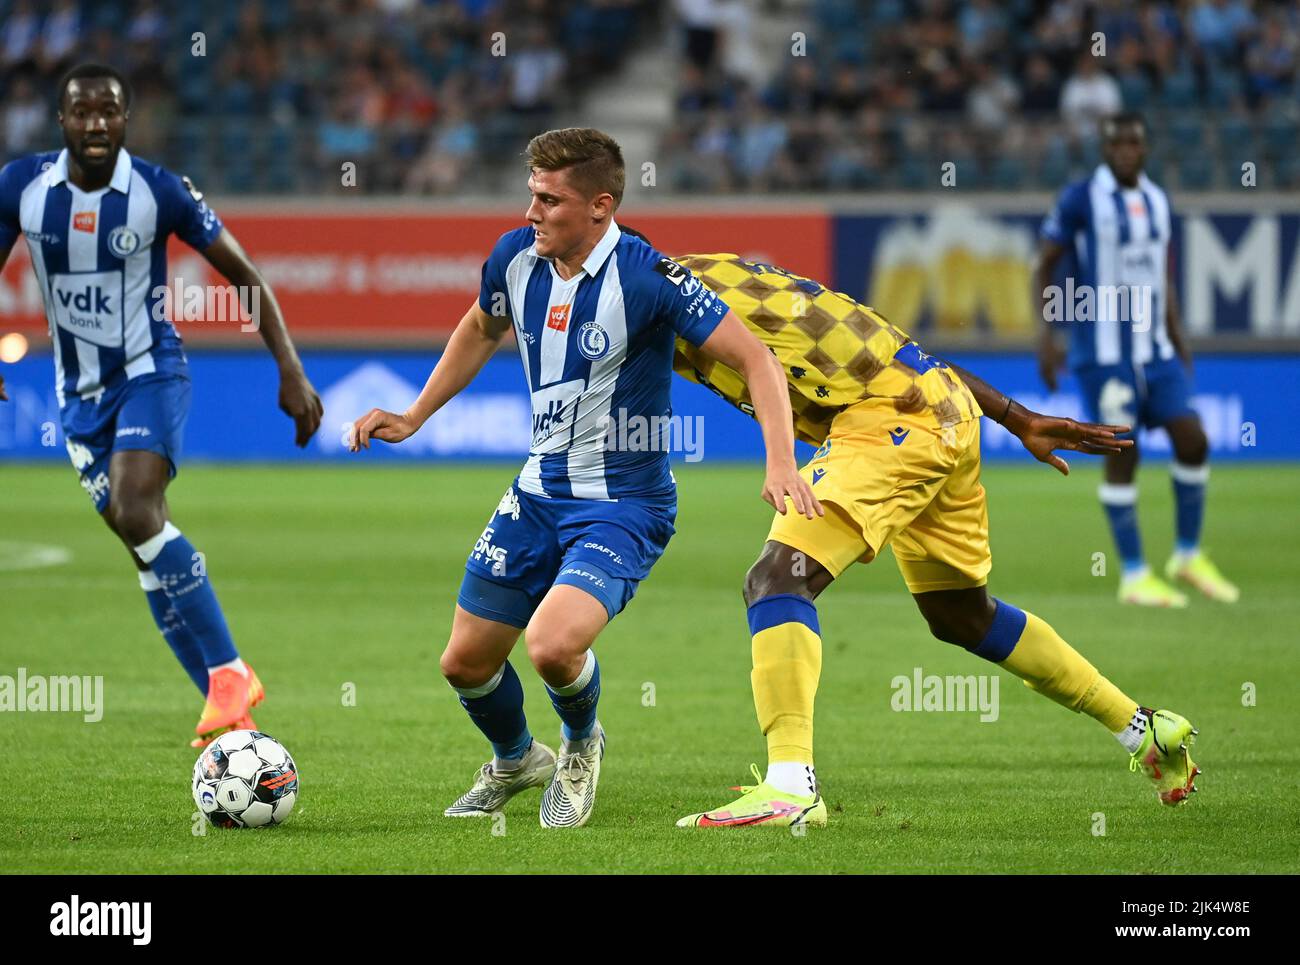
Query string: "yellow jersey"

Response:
xmin=672 ymin=253 xmax=981 ymax=445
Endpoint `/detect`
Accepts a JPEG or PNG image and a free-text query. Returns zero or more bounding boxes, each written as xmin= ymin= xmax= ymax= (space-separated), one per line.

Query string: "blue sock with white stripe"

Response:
xmin=453 ymin=661 xmax=533 ymax=765
xmin=132 ymin=523 xmax=239 ymax=668
xmin=546 ymin=650 xmax=600 ymax=743
xmin=139 ymin=570 xmax=208 ymax=694
xmin=1098 ymin=484 xmax=1146 ymax=579
xmin=1171 ymin=461 xmax=1209 ymax=560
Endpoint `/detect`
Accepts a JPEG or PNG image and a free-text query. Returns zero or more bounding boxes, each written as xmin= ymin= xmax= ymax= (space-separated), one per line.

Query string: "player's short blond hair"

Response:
xmin=525 ymin=128 xmax=625 ymax=208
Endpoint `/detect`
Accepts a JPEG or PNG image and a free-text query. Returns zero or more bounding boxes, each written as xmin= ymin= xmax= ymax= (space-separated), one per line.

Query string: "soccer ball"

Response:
xmin=192 ymin=729 xmax=298 ymax=828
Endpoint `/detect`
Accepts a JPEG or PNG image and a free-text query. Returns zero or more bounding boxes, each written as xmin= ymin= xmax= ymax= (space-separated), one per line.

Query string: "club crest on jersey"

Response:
xmin=547 ymin=303 xmax=571 ymax=332
xmin=107 ymin=225 xmax=140 ymax=258
xmin=73 ymin=212 xmax=96 ymax=233
xmin=577 ymin=320 xmax=609 ymax=360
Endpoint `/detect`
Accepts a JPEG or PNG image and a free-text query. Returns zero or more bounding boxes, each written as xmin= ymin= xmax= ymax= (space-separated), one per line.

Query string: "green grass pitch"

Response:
xmin=2 ymin=461 xmax=1297 ymax=873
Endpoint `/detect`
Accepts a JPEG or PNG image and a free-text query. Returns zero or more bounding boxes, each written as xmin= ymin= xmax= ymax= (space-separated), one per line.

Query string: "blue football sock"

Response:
xmin=139 ymin=570 xmax=208 ymax=694
xmin=546 ymin=650 xmax=600 ymax=742
xmin=1171 ymin=461 xmax=1209 ymax=555
xmin=453 ymin=661 xmax=532 ymax=762
xmin=133 ymin=523 xmax=238 ymax=668
xmin=1098 ymin=483 xmax=1146 ymax=579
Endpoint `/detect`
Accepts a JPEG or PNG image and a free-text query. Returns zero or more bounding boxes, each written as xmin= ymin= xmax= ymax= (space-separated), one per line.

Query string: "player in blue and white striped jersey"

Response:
xmin=349 ymin=127 xmax=818 ymax=828
xmin=1035 ymin=112 xmax=1238 ymax=608
xmin=0 ymin=64 xmax=324 ymax=746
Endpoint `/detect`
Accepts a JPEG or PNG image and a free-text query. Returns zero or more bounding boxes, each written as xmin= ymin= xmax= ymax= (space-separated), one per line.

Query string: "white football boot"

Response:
xmin=539 ymin=722 xmax=606 ymax=828
xmin=443 ymin=739 xmax=557 ymax=817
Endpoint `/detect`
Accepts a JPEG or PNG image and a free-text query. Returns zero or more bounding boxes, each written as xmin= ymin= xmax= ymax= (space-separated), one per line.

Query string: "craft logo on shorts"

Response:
xmin=578 ymin=320 xmax=608 ymax=360
xmin=107 ymin=225 xmax=140 ymax=258
xmin=547 ymin=303 xmax=571 ymax=332
xmin=73 ymin=211 xmax=96 ymax=233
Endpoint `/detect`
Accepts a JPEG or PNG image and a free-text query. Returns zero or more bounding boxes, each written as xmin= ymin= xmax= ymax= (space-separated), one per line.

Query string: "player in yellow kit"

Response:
xmin=659 ymin=250 xmax=1201 ymax=825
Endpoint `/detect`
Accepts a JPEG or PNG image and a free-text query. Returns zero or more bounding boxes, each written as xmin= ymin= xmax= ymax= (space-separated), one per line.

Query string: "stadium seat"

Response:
xmin=1263 ymin=116 xmax=1298 ymax=161
xmin=1169 ymin=115 xmax=1205 ymax=151
xmin=1178 ymin=152 xmax=1214 ymax=190
xmin=991 ymin=155 xmax=1024 ymax=190
xmin=1206 ymin=72 xmax=1243 ymax=110
xmin=1159 ymin=71 xmax=1198 ymax=111
xmin=1118 ymin=73 xmax=1151 ymax=111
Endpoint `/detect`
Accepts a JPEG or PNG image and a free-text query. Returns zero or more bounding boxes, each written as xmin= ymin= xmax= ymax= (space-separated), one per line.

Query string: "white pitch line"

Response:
xmin=0 ymin=541 xmax=72 ymax=572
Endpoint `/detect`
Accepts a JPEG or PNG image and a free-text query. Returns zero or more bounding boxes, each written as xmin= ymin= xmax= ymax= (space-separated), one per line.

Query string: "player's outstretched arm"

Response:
xmin=350 ymin=299 xmax=509 ymax=451
xmin=201 ymin=229 xmax=323 ymax=447
xmin=945 ymin=360 xmax=1132 ymax=475
xmin=696 ymin=311 xmax=823 ymax=518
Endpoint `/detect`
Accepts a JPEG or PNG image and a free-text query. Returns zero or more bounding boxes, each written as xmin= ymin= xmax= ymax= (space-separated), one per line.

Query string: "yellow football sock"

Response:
xmin=748 ymin=595 xmax=822 ymax=765
xmin=972 ymin=600 xmax=1137 ymax=733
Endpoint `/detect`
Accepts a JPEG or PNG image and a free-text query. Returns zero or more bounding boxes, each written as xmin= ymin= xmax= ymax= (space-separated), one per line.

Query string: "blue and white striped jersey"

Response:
xmin=479 ymin=221 xmax=728 ymax=499
xmin=1041 ymin=163 xmax=1176 ymax=369
xmin=0 ymin=148 xmax=223 ymax=406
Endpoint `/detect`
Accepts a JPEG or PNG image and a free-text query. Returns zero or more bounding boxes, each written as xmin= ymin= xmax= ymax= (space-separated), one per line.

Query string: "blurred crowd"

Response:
xmin=0 ymin=0 xmax=647 ymax=194
xmin=2 ymin=0 xmax=1297 ymax=195
xmin=665 ymin=0 xmax=1300 ymax=191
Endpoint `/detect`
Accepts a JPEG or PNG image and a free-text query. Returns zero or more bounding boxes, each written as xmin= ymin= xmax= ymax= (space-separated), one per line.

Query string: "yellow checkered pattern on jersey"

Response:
xmin=671 ymin=253 xmax=981 ymax=445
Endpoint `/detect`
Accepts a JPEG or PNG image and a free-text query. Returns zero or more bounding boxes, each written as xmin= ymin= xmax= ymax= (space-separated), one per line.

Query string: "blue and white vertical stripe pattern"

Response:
xmin=0 ymin=148 xmax=223 ymax=406
xmin=479 ymin=221 xmax=728 ymax=500
xmin=1040 ymin=163 xmax=1176 ymax=369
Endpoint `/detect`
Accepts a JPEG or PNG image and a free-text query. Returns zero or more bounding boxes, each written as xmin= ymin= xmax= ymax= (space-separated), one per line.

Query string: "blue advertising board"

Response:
xmin=2 ymin=350 xmax=1296 ymax=465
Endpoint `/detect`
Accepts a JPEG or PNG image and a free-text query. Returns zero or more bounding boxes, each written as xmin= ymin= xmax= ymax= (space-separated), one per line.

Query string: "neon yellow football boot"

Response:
xmin=676 ymin=764 xmax=827 ymax=828
xmin=1118 ymin=571 xmax=1188 ymax=608
xmin=1165 ymin=551 xmax=1239 ymax=603
xmin=1130 ymin=708 xmax=1200 ymax=806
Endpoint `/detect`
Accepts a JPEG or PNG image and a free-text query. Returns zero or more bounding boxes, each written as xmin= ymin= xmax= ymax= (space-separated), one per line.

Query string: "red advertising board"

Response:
xmin=0 ymin=208 xmax=829 ymax=346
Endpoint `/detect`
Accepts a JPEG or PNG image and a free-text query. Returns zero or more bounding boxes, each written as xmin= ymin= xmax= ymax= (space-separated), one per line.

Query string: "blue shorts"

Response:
xmin=1075 ymin=357 xmax=1197 ymax=434
xmin=61 ymin=374 xmax=192 ymax=513
xmin=457 ymin=480 xmax=677 ymax=628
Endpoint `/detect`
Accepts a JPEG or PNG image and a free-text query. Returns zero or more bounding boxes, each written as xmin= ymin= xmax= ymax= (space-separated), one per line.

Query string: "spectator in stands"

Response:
xmin=675 ymin=0 xmax=721 ymax=72
xmin=1 ymin=0 xmax=42 ymax=70
xmin=1190 ymin=0 xmax=1257 ymax=66
xmin=967 ymin=57 xmax=1019 ymax=134
xmin=1020 ymin=52 xmax=1062 ymax=117
xmin=506 ymin=23 xmax=565 ymax=119
xmin=38 ymin=0 xmax=81 ymax=73
xmin=1060 ymin=50 xmax=1122 ymax=145
xmin=1245 ymin=11 xmax=1298 ymax=103
xmin=2 ymin=72 xmax=44 ymax=156
xmin=405 ymin=99 xmax=479 ymax=194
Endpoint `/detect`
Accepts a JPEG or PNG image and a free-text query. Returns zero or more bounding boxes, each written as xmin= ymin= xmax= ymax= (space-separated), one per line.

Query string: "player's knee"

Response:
xmin=743 ymin=550 xmax=813 ymax=607
xmin=109 ymin=498 xmax=165 ymax=547
xmin=916 ymin=593 xmax=995 ymax=650
xmin=523 ymin=625 xmax=581 ymax=680
xmin=439 ymin=645 xmax=496 ymax=690
xmin=1174 ymin=426 xmax=1208 ymax=466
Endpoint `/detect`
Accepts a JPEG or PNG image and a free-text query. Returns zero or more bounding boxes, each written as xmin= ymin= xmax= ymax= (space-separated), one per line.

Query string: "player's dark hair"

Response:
xmin=618 ymin=224 xmax=652 ymax=245
xmin=1101 ymin=110 xmax=1147 ymax=138
xmin=57 ymin=63 xmax=133 ymax=112
xmin=525 ymin=127 xmax=625 ymax=208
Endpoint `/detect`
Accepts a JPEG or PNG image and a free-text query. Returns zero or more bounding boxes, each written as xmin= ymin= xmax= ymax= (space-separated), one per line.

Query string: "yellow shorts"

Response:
xmin=767 ymin=399 xmax=991 ymax=594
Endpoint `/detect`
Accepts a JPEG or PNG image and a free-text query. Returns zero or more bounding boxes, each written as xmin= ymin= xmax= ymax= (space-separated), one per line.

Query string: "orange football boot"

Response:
xmin=190 ymin=664 xmax=265 ymax=748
